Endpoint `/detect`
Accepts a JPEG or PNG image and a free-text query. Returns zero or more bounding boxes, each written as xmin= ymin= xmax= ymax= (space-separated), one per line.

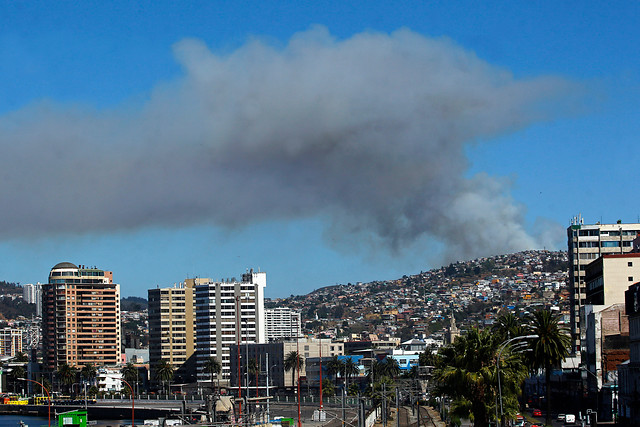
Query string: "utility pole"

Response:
xmin=396 ymin=387 xmax=400 ymax=427
xmin=266 ymin=353 xmax=270 ymax=422
xmin=342 ymin=388 xmax=346 ymax=427
xmin=382 ymin=382 xmax=387 ymax=427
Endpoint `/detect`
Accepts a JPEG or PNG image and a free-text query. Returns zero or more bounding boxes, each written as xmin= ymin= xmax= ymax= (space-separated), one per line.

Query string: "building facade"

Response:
xmin=195 ymin=269 xmax=266 ymax=385
xmin=585 ymin=253 xmax=640 ymax=305
xmin=230 ymin=338 xmax=344 ymax=389
xmin=148 ymin=281 xmax=196 ymax=379
xmin=0 ymin=328 xmax=23 ymax=357
xmin=619 ymin=282 xmax=640 ymax=424
xmin=41 ymin=262 xmax=121 ymax=370
xmin=23 ymin=283 xmax=42 ymax=316
xmin=265 ymin=307 xmax=301 ymax=341
xmin=567 ymin=217 xmax=640 ymax=353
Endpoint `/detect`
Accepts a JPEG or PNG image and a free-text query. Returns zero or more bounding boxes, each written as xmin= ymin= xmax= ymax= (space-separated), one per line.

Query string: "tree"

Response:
xmin=435 ymin=328 xmax=527 ymax=427
xmin=14 ymin=352 xmax=28 ymax=363
xmin=419 ymin=346 xmax=440 ymax=367
xmin=284 ymin=351 xmax=304 ymax=387
xmin=8 ymin=365 xmax=25 ymax=393
xmin=203 ymin=357 xmax=221 ymax=391
xmin=347 ymin=383 xmax=360 ymax=396
xmin=379 ymin=357 xmax=401 ymax=380
xmin=154 ymin=359 xmax=174 ymax=394
xmin=327 ymin=355 xmax=344 ymax=386
xmin=343 ymin=357 xmax=360 ymax=390
xmin=528 ymin=310 xmax=570 ymax=425
xmin=248 ymin=358 xmax=260 ymax=397
xmin=80 ymin=364 xmax=97 ymax=385
xmin=56 ymin=363 xmax=77 ymax=394
xmin=121 ymin=363 xmax=139 ymax=394
xmin=492 ymin=312 xmax=525 ymax=341
xmin=322 ymin=379 xmax=336 ymax=397
xmin=88 ymin=385 xmax=99 ymax=397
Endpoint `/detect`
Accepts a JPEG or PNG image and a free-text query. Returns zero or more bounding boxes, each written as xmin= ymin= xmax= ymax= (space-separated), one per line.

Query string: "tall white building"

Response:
xmin=265 ymin=307 xmax=301 ymax=341
xmin=195 ymin=269 xmax=266 ymax=384
xmin=23 ymin=283 xmax=42 ymax=316
xmin=567 ymin=216 xmax=640 ymax=353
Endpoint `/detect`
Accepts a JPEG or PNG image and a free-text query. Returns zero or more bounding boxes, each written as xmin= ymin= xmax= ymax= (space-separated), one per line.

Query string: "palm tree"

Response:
xmin=435 ymin=327 xmax=527 ymax=427
xmin=343 ymin=357 xmax=360 ymax=390
xmin=154 ymin=359 xmax=174 ymax=395
xmin=327 ymin=355 xmax=344 ymax=386
xmin=493 ymin=312 xmax=526 ymax=341
xmin=379 ymin=357 xmax=401 ymax=379
xmin=284 ymin=351 xmax=304 ymax=387
xmin=203 ymin=357 xmax=222 ymax=391
xmin=121 ymin=363 xmax=139 ymax=395
xmin=56 ymin=363 xmax=77 ymax=395
xmin=248 ymin=358 xmax=260 ymax=397
xmin=528 ymin=310 xmax=570 ymax=425
xmin=80 ymin=364 xmax=97 ymax=385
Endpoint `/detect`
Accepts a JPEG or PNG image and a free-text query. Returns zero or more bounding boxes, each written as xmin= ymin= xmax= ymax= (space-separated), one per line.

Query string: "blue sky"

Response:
xmin=1 ymin=2 xmax=639 ymax=298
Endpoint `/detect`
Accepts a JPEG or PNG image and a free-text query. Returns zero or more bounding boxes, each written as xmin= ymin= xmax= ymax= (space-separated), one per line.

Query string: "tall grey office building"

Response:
xmin=567 ymin=216 xmax=640 ymax=354
xmin=194 ymin=269 xmax=266 ymax=385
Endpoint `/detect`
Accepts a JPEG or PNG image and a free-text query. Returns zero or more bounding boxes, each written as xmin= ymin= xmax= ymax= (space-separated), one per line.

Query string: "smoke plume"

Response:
xmin=0 ymin=27 xmax=572 ymax=260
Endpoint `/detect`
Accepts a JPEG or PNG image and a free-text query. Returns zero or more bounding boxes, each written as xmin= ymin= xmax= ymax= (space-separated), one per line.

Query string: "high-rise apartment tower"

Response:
xmin=41 ymin=262 xmax=121 ymax=370
xmin=148 ymin=281 xmax=196 ymax=378
xmin=194 ymin=269 xmax=266 ymax=384
xmin=567 ymin=216 xmax=640 ymax=353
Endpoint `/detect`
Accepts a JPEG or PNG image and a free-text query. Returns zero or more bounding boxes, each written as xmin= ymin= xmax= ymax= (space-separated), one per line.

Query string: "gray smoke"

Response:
xmin=0 ymin=27 xmax=573 ymax=260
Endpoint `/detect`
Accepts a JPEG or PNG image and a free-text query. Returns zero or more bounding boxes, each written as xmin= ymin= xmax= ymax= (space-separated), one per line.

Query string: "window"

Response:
xmin=629 ymin=262 xmax=633 ymax=267
xmin=629 ymin=277 xmax=634 ymax=282
xmin=601 ymin=241 xmax=620 ymax=248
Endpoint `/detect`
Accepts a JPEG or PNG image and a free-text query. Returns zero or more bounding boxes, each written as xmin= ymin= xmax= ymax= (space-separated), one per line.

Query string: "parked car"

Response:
xmin=533 ymin=409 xmax=542 ymax=417
xmin=557 ymin=414 xmax=566 ymax=422
xmin=564 ymin=414 xmax=576 ymax=425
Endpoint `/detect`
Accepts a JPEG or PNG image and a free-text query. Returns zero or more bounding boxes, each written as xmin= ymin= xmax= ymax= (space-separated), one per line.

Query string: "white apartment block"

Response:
xmin=195 ymin=269 xmax=266 ymax=385
xmin=96 ymin=367 xmax=124 ymax=392
xmin=23 ymin=283 xmax=42 ymax=316
xmin=265 ymin=307 xmax=301 ymax=341
xmin=567 ymin=217 xmax=640 ymax=353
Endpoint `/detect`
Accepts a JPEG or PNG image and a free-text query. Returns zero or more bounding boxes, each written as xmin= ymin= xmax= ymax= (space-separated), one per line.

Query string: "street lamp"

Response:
xmin=19 ymin=377 xmax=51 ymax=427
xmin=118 ymin=378 xmax=135 ymax=427
xmin=497 ymin=335 xmax=538 ymax=426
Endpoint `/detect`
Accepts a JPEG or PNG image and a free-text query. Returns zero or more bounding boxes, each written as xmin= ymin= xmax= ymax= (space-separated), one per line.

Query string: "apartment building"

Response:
xmin=620 ymin=282 xmax=640 ymax=424
xmin=194 ymin=269 xmax=266 ymax=385
xmin=567 ymin=217 xmax=640 ymax=352
xmin=585 ymin=253 xmax=640 ymax=305
xmin=41 ymin=262 xmax=121 ymax=370
xmin=148 ymin=281 xmax=196 ymax=379
xmin=0 ymin=328 xmax=23 ymax=357
xmin=23 ymin=283 xmax=42 ymax=316
xmin=265 ymin=307 xmax=301 ymax=341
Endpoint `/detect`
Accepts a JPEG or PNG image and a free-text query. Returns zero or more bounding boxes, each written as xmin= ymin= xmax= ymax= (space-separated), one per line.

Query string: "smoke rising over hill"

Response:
xmin=0 ymin=27 xmax=574 ymax=260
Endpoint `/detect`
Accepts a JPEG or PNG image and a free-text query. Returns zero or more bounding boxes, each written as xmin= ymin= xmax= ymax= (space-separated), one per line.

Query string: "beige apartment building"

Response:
xmin=42 ymin=262 xmax=121 ymax=370
xmin=567 ymin=217 xmax=640 ymax=353
xmin=148 ymin=281 xmax=196 ymax=377
xmin=0 ymin=328 xmax=23 ymax=357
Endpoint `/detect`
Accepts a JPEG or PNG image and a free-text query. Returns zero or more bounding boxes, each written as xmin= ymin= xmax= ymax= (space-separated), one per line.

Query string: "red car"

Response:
xmin=533 ymin=409 xmax=542 ymax=417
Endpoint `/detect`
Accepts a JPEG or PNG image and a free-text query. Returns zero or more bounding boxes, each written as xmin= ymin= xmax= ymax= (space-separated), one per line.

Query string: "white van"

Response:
xmin=564 ymin=414 xmax=576 ymax=425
